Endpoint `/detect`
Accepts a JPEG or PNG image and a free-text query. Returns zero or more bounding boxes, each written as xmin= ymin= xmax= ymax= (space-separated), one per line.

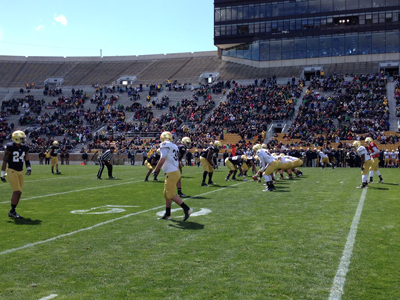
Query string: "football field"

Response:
xmin=0 ymin=165 xmax=399 ymax=300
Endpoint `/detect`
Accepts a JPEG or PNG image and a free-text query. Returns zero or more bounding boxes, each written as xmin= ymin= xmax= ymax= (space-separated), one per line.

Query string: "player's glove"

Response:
xmin=361 ymin=168 xmax=365 ymax=172
xmin=26 ymin=168 xmax=31 ymax=176
xmin=1 ymin=177 xmax=6 ymax=183
xmin=152 ymin=170 xmax=157 ymax=177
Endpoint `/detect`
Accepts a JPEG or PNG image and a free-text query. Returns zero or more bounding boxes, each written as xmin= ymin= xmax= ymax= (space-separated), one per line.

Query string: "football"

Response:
xmin=252 ymin=175 xmax=258 ymax=181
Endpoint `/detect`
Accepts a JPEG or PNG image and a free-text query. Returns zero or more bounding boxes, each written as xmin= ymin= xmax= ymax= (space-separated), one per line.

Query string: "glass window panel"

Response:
xmin=294 ymin=38 xmax=307 ymax=59
xmin=359 ymin=32 xmax=372 ymax=54
xmin=244 ymin=44 xmax=251 ymax=60
xmin=332 ymin=35 xmax=345 ymax=56
xmin=255 ymin=5 xmax=260 ymax=18
xmin=228 ymin=48 xmax=236 ymax=57
xmin=321 ymin=18 xmax=327 ymax=27
xmin=314 ymin=19 xmax=321 ymax=28
xmin=270 ymin=40 xmax=282 ymax=60
xmin=232 ymin=6 xmax=237 ymax=20
xmin=296 ymin=19 xmax=302 ymax=30
xmin=320 ymin=0 xmax=333 ymax=12
xmin=282 ymin=39 xmax=294 ymax=59
xmin=284 ymin=20 xmax=290 ymax=31
xmin=373 ymin=14 xmax=379 ymax=24
xmin=386 ymin=31 xmax=399 ymax=52
xmin=296 ymin=1 xmax=308 ymax=14
xmin=226 ymin=7 xmax=231 ymax=21
xmin=226 ymin=25 xmax=232 ymax=36
xmin=359 ymin=14 xmax=365 ymax=25
xmin=252 ymin=41 xmax=260 ymax=61
xmin=272 ymin=22 xmax=278 ymax=32
xmin=215 ymin=26 xmax=221 ymax=37
xmin=243 ymin=5 xmax=249 ymax=19
xmin=237 ymin=6 xmax=243 ymax=20
xmin=220 ymin=26 xmax=226 ymax=36
xmin=360 ymin=0 xmax=372 ymax=8
xmin=249 ymin=24 xmax=255 ymax=34
xmin=320 ymin=36 xmax=332 ymax=57
xmin=260 ymin=40 xmax=270 ymax=61
xmin=222 ymin=49 xmax=229 ymax=56
xmin=220 ymin=8 xmax=226 ymax=21
xmin=379 ymin=13 xmax=385 ymax=23
xmin=266 ymin=3 xmax=272 ymax=17
xmin=249 ymin=5 xmax=255 ymax=19
xmin=307 ymin=36 xmax=319 ymax=58
xmin=372 ymin=32 xmax=385 ymax=53
xmin=215 ymin=8 xmax=221 ymax=22
xmin=254 ymin=23 xmax=260 ymax=33
xmin=345 ymin=34 xmax=358 ymax=55
xmin=386 ymin=0 xmax=398 ymax=5
xmin=373 ymin=0 xmax=385 ymax=7
xmin=260 ymin=4 xmax=266 ymax=18
xmin=278 ymin=21 xmax=284 ymax=32
xmin=260 ymin=22 xmax=266 ymax=33
xmin=346 ymin=0 xmax=358 ymax=10
xmin=309 ymin=0 xmax=320 ymax=13
xmin=266 ymin=22 xmax=271 ymax=32
xmin=237 ymin=47 xmax=244 ymax=59
xmin=290 ymin=20 xmax=296 ymax=30
xmin=284 ymin=2 xmax=296 ymax=16
xmin=333 ymin=0 xmax=345 ymax=11
xmin=271 ymin=3 xmax=284 ymax=17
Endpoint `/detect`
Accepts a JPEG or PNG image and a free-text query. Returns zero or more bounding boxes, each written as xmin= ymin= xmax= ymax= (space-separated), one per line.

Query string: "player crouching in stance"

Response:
xmin=365 ymin=137 xmax=384 ymax=183
xmin=252 ymin=144 xmax=280 ymax=192
xmin=225 ymin=155 xmax=248 ymax=181
xmin=1 ymin=130 xmax=31 ymax=219
xmin=318 ymin=149 xmax=334 ymax=169
xmin=200 ymin=141 xmax=222 ymax=186
xmin=153 ymin=132 xmax=192 ymax=221
xmin=144 ymin=149 xmax=161 ymax=181
xmin=353 ymin=141 xmax=373 ymax=189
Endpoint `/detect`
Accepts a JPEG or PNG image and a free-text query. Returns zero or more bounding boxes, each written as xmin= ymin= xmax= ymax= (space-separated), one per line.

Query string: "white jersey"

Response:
xmin=282 ymin=155 xmax=298 ymax=162
xmin=384 ymin=151 xmax=391 ymax=159
xmin=319 ymin=151 xmax=328 ymax=159
xmin=257 ymin=149 xmax=277 ymax=166
xmin=390 ymin=152 xmax=397 ymax=159
xmin=356 ymin=146 xmax=371 ymax=161
xmin=159 ymin=141 xmax=179 ymax=173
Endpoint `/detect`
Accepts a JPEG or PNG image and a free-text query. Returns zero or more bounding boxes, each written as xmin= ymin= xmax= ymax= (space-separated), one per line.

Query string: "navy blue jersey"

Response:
xmin=146 ymin=152 xmax=160 ymax=165
xmin=177 ymin=144 xmax=187 ymax=160
xmin=4 ymin=142 xmax=29 ymax=171
xmin=201 ymin=145 xmax=217 ymax=158
xmin=228 ymin=155 xmax=244 ymax=166
xmin=50 ymin=145 xmax=60 ymax=157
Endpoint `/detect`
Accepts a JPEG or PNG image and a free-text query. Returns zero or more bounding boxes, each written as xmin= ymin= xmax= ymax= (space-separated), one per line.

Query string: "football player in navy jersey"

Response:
xmin=1 ymin=130 xmax=31 ymax=219
xmin=200 ymin=141 xmax=222 ymax=186
xmin=176 ymin=137 xmax=191 ymax=197
xmin=225 ymin=155 xmax=248 ymax=181
xmin=49 ymin=141 xmax=61 ymax=174
xmin=144 ymin=149 xmax=161 ymax=181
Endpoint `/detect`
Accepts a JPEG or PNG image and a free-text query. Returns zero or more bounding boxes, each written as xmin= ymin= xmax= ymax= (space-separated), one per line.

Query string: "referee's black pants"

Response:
xmin=97 ymin=160 xmax=113 ymax=179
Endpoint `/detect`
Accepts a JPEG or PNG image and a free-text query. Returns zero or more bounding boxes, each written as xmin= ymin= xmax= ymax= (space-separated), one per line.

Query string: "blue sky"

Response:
xmin=0 ymin=0 xmax=216 ymax=58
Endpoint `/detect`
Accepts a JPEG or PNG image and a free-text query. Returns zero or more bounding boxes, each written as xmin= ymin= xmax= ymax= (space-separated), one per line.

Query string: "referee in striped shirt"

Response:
xmin=97 ymin=147 xmax=115 ymax=179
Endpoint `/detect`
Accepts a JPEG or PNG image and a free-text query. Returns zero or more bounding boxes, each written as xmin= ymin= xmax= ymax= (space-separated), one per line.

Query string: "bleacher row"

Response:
xmin=0 ymin=56 xmax=380 ymax=88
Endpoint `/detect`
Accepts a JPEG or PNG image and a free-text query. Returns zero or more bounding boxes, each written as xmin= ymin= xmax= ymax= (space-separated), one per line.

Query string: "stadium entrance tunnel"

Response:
xmin=302 ymin=66 xmax=323 ymax=81
xmin=379 ymin=62 xmax=399 ymax=76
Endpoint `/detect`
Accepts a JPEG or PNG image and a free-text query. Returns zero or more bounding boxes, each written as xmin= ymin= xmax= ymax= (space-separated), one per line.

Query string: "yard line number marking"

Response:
xmin=0 ymin=182 xmax=245 ymax=256
xmin=328 ymin=188 xmax=367 ymax=300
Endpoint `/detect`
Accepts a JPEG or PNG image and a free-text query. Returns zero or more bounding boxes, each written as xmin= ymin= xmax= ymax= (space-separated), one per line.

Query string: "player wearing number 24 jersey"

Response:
xmin=1 ymin=130 xmax=32 ymax=219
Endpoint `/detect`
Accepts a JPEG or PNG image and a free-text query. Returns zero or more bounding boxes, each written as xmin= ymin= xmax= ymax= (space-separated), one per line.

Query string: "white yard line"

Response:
xmin=38 ymin=294 xmax=58 ymax=300
xmin=328 ymin=188 xmax=367 ymax=300
xmin=0 ymin=182 xmax=245 ymax=256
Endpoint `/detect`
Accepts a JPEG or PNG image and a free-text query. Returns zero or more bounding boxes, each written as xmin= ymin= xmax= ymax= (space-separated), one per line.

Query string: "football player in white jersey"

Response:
xmin=153 ymin=132 xmax=192 ymax=221
xmin=318 ymin=149 xmax=334 ymax=169
xmin=353 ymin=141 xmax=373 ymax=189
xmin=383 ymin=149 xmax=391 ymax=168
xmin=252 ymin=144 xmax=280 ymax=192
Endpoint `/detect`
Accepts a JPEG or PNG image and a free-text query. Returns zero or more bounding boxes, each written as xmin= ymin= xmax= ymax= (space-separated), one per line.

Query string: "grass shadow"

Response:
xmin=8 ymin=218 xmax=42 ymax=225
xmin=169 ymin=220 xmax=205 ymax=230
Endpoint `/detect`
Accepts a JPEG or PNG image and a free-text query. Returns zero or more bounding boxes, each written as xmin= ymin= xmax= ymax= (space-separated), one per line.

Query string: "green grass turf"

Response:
xmin=0 ymin=165 xmax=399 ymax=299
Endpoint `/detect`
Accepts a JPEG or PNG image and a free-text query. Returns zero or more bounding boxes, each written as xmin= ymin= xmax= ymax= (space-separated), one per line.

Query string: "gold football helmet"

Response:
xmin=160 ymin=131 xmax=173 ymax=142
xmin=252 ymin=144 xmax=261 ymax=152
xmin=241 ymin=155 xmax=247 ymax=162
xmin=214 ymin=141 xmax=222 ymax=150
xmin=53 ymin=141 xmax=59 ymax=146
xmin=156 ymin=149 xmax=161 ymax=155
xmin=353 ymin=141 xmax=361 ymax=150
xmin=261 ymin=143 xmax=267 ymax=149
xmin=182 ymin=137 xmax=191 ymax=146
xmin=365 ymin=137 xmax=373 ymax=143
xmin=12 ymin=130 xmax=26 ymax=145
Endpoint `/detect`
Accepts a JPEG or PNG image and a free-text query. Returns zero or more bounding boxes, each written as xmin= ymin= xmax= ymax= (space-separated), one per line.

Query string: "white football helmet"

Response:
xmin=12 ymin=130 xmax=26 ymax=145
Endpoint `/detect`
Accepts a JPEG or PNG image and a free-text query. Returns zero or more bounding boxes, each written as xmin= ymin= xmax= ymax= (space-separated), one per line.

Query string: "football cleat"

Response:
xmin=8 ymin=211 xmax=24 ymax=219
xmin=109 ymin=176 xmax=115 ymax=179
xmin=356 ymin=184 xmax=368 ymax=189
xmin=56 ymin=171 xmax=61 ymax=175
xmin=158 ymin=214 xmax=172 ymax=220
xmin=178 ymin=193 xmax=187 ymax=198
xmin=144 ymin=178 xmax=149 ymax=182
xmin=183 ymin=207 xmax=193 ymax=221
xmin=201 ymin=183 xmax=208 ymax=187
xmin=225 ymin=178 xmax=231 ymax=181
xmin=378 ymin=180 xmax=384 ymax=183
xmin=262 ymin=188 xmax=274 ymax=192
xmin=208 ymin=181 xmax=216 ymax=185
xmin=97 ymin=177 xmax=102 ymax=180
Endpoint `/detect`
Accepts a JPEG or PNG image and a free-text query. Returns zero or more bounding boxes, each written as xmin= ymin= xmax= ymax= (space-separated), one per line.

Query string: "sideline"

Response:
xmin=0 ymin=182 xmax=245 ymax=256
xmin=328 ymin=188 xmax=367 ymax=300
